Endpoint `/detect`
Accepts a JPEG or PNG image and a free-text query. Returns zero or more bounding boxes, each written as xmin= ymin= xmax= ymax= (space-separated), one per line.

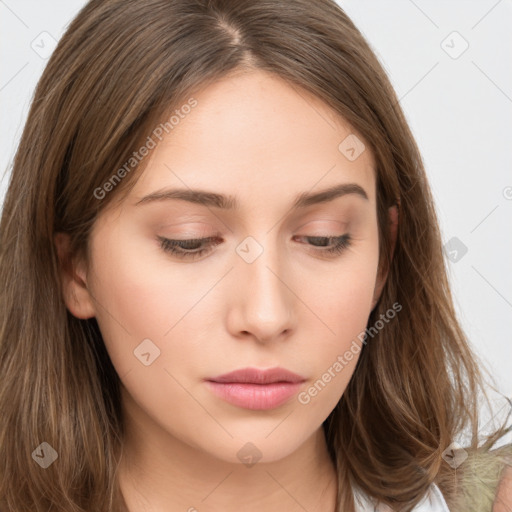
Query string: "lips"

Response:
xmin=204 ymin=367 xmax=306 ymax=410
xmin=207 ymin=367 xmax=306 ymax=385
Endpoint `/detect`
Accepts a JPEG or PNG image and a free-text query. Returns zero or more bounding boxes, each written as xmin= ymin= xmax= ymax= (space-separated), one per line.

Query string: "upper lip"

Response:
xmin=206 ymin=367 xmax=306 ymax=384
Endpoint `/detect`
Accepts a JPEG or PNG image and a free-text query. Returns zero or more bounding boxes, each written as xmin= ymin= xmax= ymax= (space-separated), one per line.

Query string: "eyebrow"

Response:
xmin=134 ymin=182 xmax=369 ymax=210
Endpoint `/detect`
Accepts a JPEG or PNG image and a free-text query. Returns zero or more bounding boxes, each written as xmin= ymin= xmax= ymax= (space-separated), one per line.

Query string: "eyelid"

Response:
xmin=299 ymin=218 xmax=348 ymax=224
xmin=157 ymin=232 xmax=352 ymax=260
xmin=156 ymin=222 xmax=215 ymax=236
xmin=293 ymin=220 xmax=350 ymax=241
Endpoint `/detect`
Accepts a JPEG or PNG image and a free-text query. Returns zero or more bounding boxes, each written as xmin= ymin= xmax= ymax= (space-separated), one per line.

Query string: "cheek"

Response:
xmin=297 ymin=240 xmax=379 ymax=342
xmin=300 ymin=242 xmax=380 ymax=389
xmin=86 ymin=225 xmax=201 ymax=375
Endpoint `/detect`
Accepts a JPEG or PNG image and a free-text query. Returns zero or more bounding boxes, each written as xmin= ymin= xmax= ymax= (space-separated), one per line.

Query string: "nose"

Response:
xmin=227 ymin=237 xmax=296 ymax=344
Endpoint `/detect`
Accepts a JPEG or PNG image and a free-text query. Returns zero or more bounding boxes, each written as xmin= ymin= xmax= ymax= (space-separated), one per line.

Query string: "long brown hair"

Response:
xmin=1 ymin=1 xmax=510 ymax=511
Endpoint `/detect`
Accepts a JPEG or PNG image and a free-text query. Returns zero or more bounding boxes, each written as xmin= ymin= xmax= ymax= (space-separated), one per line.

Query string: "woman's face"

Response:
xmin=61 ymin=69 xmax=387 ymax=464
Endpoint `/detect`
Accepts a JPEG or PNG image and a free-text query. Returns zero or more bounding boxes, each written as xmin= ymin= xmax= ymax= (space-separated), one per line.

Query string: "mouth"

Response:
xmin=204 ymin=367 xmax=306 ymax=410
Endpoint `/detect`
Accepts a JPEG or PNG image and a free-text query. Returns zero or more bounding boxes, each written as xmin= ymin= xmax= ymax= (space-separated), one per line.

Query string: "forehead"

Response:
xmin=130 ymin=69 xmax=376 ymax=208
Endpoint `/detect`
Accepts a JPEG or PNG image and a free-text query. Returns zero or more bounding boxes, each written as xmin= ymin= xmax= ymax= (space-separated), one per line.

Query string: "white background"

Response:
xmin=1 ymin=0 xmax=511 ymax=434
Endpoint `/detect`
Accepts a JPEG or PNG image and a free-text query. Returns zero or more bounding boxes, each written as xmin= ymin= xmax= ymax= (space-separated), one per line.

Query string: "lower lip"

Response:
xmin=205 ymin=381 xmax=303 ymax=410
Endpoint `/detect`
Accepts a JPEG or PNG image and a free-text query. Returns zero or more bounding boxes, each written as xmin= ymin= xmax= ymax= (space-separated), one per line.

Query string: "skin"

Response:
xmin=55 ymin=69 xmax=398 ymax=512
xmin=494 ymin=464 xmax=512 ymax=511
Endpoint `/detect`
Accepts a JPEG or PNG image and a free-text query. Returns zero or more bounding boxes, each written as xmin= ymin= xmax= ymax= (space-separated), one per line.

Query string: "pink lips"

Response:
xmin=205 ymin=367 xmax=306 ymax=410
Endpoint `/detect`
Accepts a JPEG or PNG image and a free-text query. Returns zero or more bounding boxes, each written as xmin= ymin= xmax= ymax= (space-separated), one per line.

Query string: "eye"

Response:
xmin=157 ymin=236 xmax=221 ymax=260
xmin=293 ymin=234 xmax=352 ymax=256
xmin=157 ymin=234 xmax=352 ymax=260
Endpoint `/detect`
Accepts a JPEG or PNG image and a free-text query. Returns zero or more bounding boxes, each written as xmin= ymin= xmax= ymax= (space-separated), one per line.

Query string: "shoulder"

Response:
xmin=455 ymin=442 xmax=512 ymax=512
xmin=493 ymin=459 xmax=512 ymax=512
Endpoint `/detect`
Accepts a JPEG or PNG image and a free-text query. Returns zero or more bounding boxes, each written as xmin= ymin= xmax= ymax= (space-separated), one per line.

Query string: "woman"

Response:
xmin=0 ymin=1 xmax=510 ymax=511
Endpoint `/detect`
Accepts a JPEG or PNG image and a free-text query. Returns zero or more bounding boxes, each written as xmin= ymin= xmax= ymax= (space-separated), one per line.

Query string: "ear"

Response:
xmin=371 ymin=204 xmax=399 ymax=310
xmin=54 ymin=232 xmax=96 ymax=319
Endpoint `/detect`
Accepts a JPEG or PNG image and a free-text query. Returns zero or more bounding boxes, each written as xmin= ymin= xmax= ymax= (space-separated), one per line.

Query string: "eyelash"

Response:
xmin=157 ymin=234 xmax=352 ymax=260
